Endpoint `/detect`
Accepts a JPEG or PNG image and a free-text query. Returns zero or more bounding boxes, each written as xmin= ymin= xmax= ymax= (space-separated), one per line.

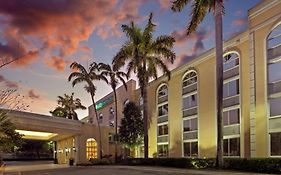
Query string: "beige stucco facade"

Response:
xmin=7 ymin=0 xmax=281 ymax=165
xmin=8 ymin=110 xmax=110 ymax=165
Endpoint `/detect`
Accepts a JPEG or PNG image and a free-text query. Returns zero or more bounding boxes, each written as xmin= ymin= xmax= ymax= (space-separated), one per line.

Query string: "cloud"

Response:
xmin=0 ymin=75 xmax=19 ymax=88
xmin=106 ymin=43 xmax=121 ymax=49
xmin=171 ymin=28 xmax=213 ymax=66
xmin=44 ymin=56 xmax=71 ymax=72
xmin=157 ymin=0 xmax=171 ymax=11
xmin=79 ymin=46 xmax=92 ymax=53
xmin=0 ymin=0 xmax=149 ymax=70
xmin=231 ymin=18 xmax=247 ymax=27
xmin=28 ymin=89 xmax=40 ymax=99
xmin=235 ymin=9 xmax=243 ymax=16
xmin=171 ymin=28 xmax=213 ymax=47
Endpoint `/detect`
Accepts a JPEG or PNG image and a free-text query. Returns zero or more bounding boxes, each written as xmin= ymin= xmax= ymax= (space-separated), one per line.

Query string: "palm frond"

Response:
xmin=70 ymin=62 xmax=88 ymax=75
xmin=68 ymin=72 xmax=84 ymax=82
xmin=171 ymin=0 xmax=191 ymax=12
xmin=71 ymin=77 xmax=86 ymax=87
xmin=153 ymin=35 xmax=175 ymax=48
xmin=187 ymin=0 xmax=209 ymax=35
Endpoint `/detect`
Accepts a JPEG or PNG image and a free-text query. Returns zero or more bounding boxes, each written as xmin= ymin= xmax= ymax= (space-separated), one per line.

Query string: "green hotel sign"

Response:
xmin=95 ymin=95 xmax=113 ymax=110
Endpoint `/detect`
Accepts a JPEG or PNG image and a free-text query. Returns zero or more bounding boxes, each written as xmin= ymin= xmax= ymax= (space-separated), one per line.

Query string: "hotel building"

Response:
xmin=7 ymin=0 xmax=281 ymax=165
xmin=86 ymin=0 xmax=281 ymax=159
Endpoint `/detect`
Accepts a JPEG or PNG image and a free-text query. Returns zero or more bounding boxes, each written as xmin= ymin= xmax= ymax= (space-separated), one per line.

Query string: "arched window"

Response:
xmin=139 ymin=97 xmax=143 ymax=106
xmin=109 ymin=107 xmax=114 ymax=127
xmin=123 ymin=99 xmax=130 ymax=107
xmin=267 ymin=23 xmax=281 ymax=156
xmin=182 ymin=71 xmax=198 ymax=157
xmin=156 ymin=84 xmax=169 ymax=157
xmin=86 ymin=138 xmax=97 ymax=160
xmin=98 ymin=113 xmax=103 ymax=124
xmin=222 ymin=52 xmax=240 ymax=157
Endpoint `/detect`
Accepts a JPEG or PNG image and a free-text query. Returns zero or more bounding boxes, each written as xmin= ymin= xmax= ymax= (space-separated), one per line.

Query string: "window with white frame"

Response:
xmin=183 ymin=118 xmax=198 ymax=132
xmin=157 ymin=84 xmax=169 ymax=157
xmin=223 ymin=53 xmax=239 ymax=71
xmin=158 ymin=124 xmax=168 ymax=136
xmin=267 ymin=23 xmax=281 ymax=156
xmin=183 ymin=94 xmax=197 ymax=109
xmin=184 ymin=142 xmax=198 ymax=157
xmin=182 ymin=71 xmax=198 ymax=157
xmin=270 ymin=132 xmax=281 ymax=156
xmin=98 ymin=113 xmax=103 ymax=124
xmin=157 ymin=144 xmax=169 ymax=157
xmin=223 ymin=108 xmax=240 ymax=126
xmin=223 ymin=137 xmax=240 ymax=156
xmin=158 ymin=85 xmax=168 ymax=98
xmin=158 ymin=104 xmax=168 ymax=116
xmin=223 ymin=52 xmax=241 ymax=157
xmin=183 ymin=71 xmax=197 ymax=88
xmin=223 ymin=79 xmax=239 ymax=98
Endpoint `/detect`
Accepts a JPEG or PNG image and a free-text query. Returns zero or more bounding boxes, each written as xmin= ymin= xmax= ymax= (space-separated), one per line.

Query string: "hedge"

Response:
xmin=120 ymin=158 xmax=281 ymax=174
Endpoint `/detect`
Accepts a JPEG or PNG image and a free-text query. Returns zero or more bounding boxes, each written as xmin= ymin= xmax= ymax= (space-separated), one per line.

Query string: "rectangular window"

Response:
xmin=158 ymin=124 xmax=168 ymax=136
xmin=270 ymin=97 xmax=281 ymax=117
xmin=223 ymin=79 xmax=239 ymax=98
xmin=158 ymin=104 xmax=168 ymax=116
xmin=184 ymin=142 xmax=198 ymax=157
xmin=270 ymin=132 xmax=281 ymax=156
xmin=183 ymin=118 xmax=198 ymax=132
xmin=223 ymin=108 xmax=240 ymax=126
xmin=223 ymin=137 xmax=240 ymax=156
xmin=158 ymin=144 xmax=169 ymax=157
xmin=268 ymin=61 xmax=281 ymax=83
xmin=183 ymin=94 xmax=197 ymax=110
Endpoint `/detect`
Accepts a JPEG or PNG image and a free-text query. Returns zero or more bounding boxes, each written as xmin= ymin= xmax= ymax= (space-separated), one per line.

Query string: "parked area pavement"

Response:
xmin=2 ymin=161 xmax=272 ymax=175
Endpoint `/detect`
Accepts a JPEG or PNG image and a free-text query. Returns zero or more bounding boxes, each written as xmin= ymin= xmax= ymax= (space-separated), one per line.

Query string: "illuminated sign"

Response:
xmin=95 ymin=95 xmax=113 ymax=110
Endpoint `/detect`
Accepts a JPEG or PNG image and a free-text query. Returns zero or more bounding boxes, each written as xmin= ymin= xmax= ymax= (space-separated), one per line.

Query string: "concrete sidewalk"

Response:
xmin=109 ymin=165 xmax=273 ymax=175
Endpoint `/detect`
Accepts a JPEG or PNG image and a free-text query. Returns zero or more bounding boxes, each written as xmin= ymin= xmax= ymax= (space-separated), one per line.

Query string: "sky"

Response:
xmin=0 ymin=0 xmax=261 ymax=119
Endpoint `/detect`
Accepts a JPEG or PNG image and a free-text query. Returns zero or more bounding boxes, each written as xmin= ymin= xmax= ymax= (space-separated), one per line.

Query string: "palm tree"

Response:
xmin=171 ymin=0 xmax=224 ymax=167
xmin=113 ymin=13 xmax=176 ymax=158
xmin=50 ymin=93 xmax=86 ymax=120
xmin=68 ymin=62 xmax=104 ymax=159
xmin=98 ymin=63 xmax=128 ymax=162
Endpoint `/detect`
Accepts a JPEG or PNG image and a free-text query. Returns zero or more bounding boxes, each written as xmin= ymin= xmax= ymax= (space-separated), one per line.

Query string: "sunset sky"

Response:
xmin=0 ymin=0 xmax=260 ymax=119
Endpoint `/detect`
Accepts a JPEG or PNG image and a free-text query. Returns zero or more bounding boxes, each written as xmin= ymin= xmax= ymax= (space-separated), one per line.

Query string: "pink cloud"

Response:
xmin=79 ymin=46 xmax=92 ymax=53
xmin=106 ymin=43 xmax=121 ymax=49
xmin=44 ymin=56 xmax=71 ymax=72
xmin=171 ymin=28 xmax=213 ymax=67
xmin=0 ymin=0 xmax=149 ymax=69
xmin=235 ymin=9 xmax=243 ymax=16
xmin=0 ymin=75 xmax=20 ymax=88
xmin=28 ymin=89 xmax=40 ymax=99
xmin=231 ymin=18 xmax=247 ymax=27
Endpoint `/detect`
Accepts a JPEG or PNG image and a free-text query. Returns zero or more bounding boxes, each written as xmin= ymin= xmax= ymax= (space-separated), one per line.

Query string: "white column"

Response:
xmin=249 ymin=31 xmax=256 ymax=157
xmin=75 ymin=135 xmax=81 ymax=164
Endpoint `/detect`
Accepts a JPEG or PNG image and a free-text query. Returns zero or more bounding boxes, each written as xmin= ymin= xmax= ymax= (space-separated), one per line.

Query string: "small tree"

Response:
xmin=119 ymin=102 xmax=143 ymax=157
xmin=0 ymin=88 xmax=27 ymax=164
xmin=50 ymin=93 xmax=86 ymax=120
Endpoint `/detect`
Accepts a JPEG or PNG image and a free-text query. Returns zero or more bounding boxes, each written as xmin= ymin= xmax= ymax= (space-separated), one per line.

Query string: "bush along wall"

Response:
xmin=120 ymin=158 xmax=281 ymax=174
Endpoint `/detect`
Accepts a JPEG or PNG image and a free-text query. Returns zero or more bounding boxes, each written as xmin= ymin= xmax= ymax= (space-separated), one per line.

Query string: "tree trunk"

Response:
xmin=90 ymin=93 xmax=103 ymax=159
xmin=113 ymin=89 xmax=118 ymax=162
xmin=143 ymin=81 xmax=149 ymax=159
xmin=215 ymin=0 xmax=224 ymax=168
xmin=142 ymin=60 xmax=149 ymax=159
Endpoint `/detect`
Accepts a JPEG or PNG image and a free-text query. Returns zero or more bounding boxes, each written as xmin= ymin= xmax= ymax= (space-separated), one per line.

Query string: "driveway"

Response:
xmin=3 ymin=161 xmax=271 ymax=175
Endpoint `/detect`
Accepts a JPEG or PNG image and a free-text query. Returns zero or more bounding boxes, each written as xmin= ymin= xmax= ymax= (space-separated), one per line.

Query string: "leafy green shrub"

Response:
xmin=224 ymin=158 xmax=281 ymax=174
xmin=121 ymin=157 xmax=281 ymax=174
xmin=90 ymin=158 xmax=113 ymax=165
xmin=120 ymin=158 xmax=215 ymax=169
